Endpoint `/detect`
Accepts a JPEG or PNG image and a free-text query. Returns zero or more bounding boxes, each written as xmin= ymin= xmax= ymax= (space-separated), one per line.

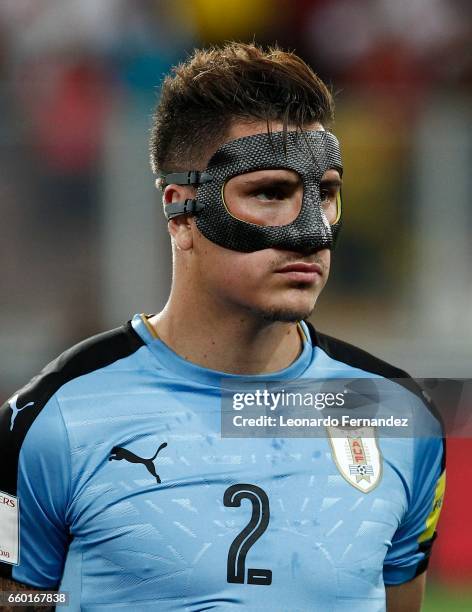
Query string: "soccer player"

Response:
xmin=0 ymin=43 xmax=445 ymax=611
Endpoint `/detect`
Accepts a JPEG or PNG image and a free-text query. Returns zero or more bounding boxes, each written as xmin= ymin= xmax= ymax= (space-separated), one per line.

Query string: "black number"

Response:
xmin=223 ymin=483 xmax=272 ymax=585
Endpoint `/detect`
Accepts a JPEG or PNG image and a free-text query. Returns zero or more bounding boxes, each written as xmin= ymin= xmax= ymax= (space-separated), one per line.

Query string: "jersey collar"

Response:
xmin=131 ymin=314 xmax=313 ymax=386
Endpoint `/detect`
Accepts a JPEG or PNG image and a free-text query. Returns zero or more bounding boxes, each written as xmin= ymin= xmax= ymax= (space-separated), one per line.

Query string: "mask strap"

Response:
xmin=160 ymin=171 xmax=213 ymax=187
xmin=164 ymin=199 xmax=205 ymax=220
xmin=159 ymin=171 xmax=212 ymax=220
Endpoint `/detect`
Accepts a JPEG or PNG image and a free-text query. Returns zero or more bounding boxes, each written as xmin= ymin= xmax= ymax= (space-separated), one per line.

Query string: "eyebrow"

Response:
xmin=238 ymin=175 xmax=342 ymax=189
xmin=319 ymin=178 xmax=343 ymax=188
xmin=240 ymin=175 xmax=302 ymax=188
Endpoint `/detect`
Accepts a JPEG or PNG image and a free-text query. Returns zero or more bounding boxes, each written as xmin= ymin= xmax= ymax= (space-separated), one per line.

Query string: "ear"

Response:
xmin=163 ymin=184 xmax=196 ymax=251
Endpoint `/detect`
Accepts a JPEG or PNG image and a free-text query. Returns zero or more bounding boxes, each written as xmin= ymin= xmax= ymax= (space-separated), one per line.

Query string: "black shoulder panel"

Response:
xmin=306 ymin=321 xmax=410 ymax=379
xmin=0 ymin=321 xmax=144 ymax=497
xmin=305 ymin=320 xmax=446 ymax=471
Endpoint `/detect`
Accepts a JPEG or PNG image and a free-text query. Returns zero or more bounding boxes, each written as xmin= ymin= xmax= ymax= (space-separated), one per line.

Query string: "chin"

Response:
xmin=262 ymin=310 xmax=311 ymax=323
xmin=252 ymin=301 xmax=316 ymax=323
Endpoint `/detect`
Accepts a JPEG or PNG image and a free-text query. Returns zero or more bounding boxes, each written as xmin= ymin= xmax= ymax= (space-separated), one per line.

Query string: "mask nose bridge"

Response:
xmin=298 ymin=155 xmax=323 ymax=211
xmin=301 ymin=177 xmax=332 ymax=237
xmin=297 ymin=158 xmax=333 ymax=248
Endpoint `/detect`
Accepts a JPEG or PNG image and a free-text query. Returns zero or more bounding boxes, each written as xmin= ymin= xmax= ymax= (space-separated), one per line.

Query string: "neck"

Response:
xmin=148 ymin=290 xmax=304 ymax=376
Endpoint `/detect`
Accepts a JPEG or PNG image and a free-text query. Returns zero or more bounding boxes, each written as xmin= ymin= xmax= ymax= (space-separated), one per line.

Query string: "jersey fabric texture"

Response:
xmin=0 ymin=315 xmax=445 ymax=611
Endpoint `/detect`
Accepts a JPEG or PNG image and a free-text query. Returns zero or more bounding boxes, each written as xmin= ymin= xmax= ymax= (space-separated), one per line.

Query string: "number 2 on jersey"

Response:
xmin=223 ymin=483 xmax=272 ymax=586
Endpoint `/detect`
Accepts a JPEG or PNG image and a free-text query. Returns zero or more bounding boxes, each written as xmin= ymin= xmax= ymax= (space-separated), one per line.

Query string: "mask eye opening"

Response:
xmin=320 ymin=184 xmax=342 ymax=226
xmin=333 ymin=189 xmax=342 ymax=225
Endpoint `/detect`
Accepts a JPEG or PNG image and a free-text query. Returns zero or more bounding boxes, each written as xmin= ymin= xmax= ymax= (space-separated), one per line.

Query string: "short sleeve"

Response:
xmin=383 ymin=431 xmax=446 ymax=585
xmin=0 ymin=393 xmax=71 ymax=587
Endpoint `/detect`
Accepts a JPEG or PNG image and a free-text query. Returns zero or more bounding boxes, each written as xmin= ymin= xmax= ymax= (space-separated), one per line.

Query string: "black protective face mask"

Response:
xmin=161 ymin=130 xmax=343 ymax=253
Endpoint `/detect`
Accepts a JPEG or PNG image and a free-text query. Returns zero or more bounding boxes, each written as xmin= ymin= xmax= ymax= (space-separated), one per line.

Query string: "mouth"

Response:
xmin=274 ymin=262 xmax=323 ymax=283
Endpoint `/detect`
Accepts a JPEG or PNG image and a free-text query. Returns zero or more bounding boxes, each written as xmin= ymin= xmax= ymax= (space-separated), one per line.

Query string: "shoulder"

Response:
xmin=3 ymin=320 xmax=144 ymax=413
xmin=305 ymin=320 xmax=431 ymax=398
xmin=305 ymin=320 xmax=410 ymax=379
xmin=305 ymin=321 xmax=445 ymax=464
xmin=0 ymin=321 xmax=145 ymax=490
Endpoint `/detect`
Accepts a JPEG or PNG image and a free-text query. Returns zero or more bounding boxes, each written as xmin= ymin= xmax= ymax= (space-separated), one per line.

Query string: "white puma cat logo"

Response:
xmin=8 ymin=394 xmax=34 ymax=431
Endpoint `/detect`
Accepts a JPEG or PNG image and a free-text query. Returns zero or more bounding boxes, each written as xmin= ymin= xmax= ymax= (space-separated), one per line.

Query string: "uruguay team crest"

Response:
xmin=327 ymin=426 xmax=382 ymax=493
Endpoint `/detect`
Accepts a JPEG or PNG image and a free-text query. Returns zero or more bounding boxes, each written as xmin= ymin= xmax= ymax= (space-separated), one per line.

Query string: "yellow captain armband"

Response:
xmin=418 ymin=470 xmax=446 ymax=543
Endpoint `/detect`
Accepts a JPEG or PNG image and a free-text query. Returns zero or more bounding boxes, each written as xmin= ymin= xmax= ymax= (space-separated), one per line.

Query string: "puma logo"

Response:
xmin=109 ymin=442 xmax=168 ymax=483
xmin=8 ymin=394 xmax=34 ymax=431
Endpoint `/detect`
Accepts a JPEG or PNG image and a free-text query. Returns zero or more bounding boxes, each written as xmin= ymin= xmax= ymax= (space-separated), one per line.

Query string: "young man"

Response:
xmin=0 ymin=43 xmax=444 ymax=611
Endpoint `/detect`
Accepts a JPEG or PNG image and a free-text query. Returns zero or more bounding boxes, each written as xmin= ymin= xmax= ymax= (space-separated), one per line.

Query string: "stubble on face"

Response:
xmin=251 ymin=294 xmax=318 ymax=323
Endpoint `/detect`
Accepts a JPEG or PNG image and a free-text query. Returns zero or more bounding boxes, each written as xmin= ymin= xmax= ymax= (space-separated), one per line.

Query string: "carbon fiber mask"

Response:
xmin=162 ymin=129 xmax=343 ymax=253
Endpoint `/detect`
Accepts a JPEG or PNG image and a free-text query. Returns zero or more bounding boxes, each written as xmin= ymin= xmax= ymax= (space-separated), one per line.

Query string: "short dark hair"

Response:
xmin=149 ymin=42 xmax=334 ymax=175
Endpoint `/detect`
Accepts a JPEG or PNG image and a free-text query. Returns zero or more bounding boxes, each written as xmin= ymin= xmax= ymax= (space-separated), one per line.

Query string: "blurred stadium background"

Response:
xmin=0 ymin=1 xmax=470 ymax=608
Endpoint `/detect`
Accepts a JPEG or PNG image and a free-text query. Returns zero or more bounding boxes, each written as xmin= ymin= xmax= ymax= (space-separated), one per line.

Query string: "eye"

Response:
xmin=253 ymin=187 xmax=287 ymax=202
xmin=319 ymin=183 xmax=338 ymax=202
xmin=319 ymin=180 xmax=342 ymax=225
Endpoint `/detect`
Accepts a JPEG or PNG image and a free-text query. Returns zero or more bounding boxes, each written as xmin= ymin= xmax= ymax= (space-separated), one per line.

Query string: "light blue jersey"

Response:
xmin=0 ymin=314 xmax=445 ymax=611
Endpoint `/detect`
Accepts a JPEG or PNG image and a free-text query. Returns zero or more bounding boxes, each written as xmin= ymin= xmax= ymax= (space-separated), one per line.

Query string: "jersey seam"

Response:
xmin=52 ymin=394 xmax=73 ymax=523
